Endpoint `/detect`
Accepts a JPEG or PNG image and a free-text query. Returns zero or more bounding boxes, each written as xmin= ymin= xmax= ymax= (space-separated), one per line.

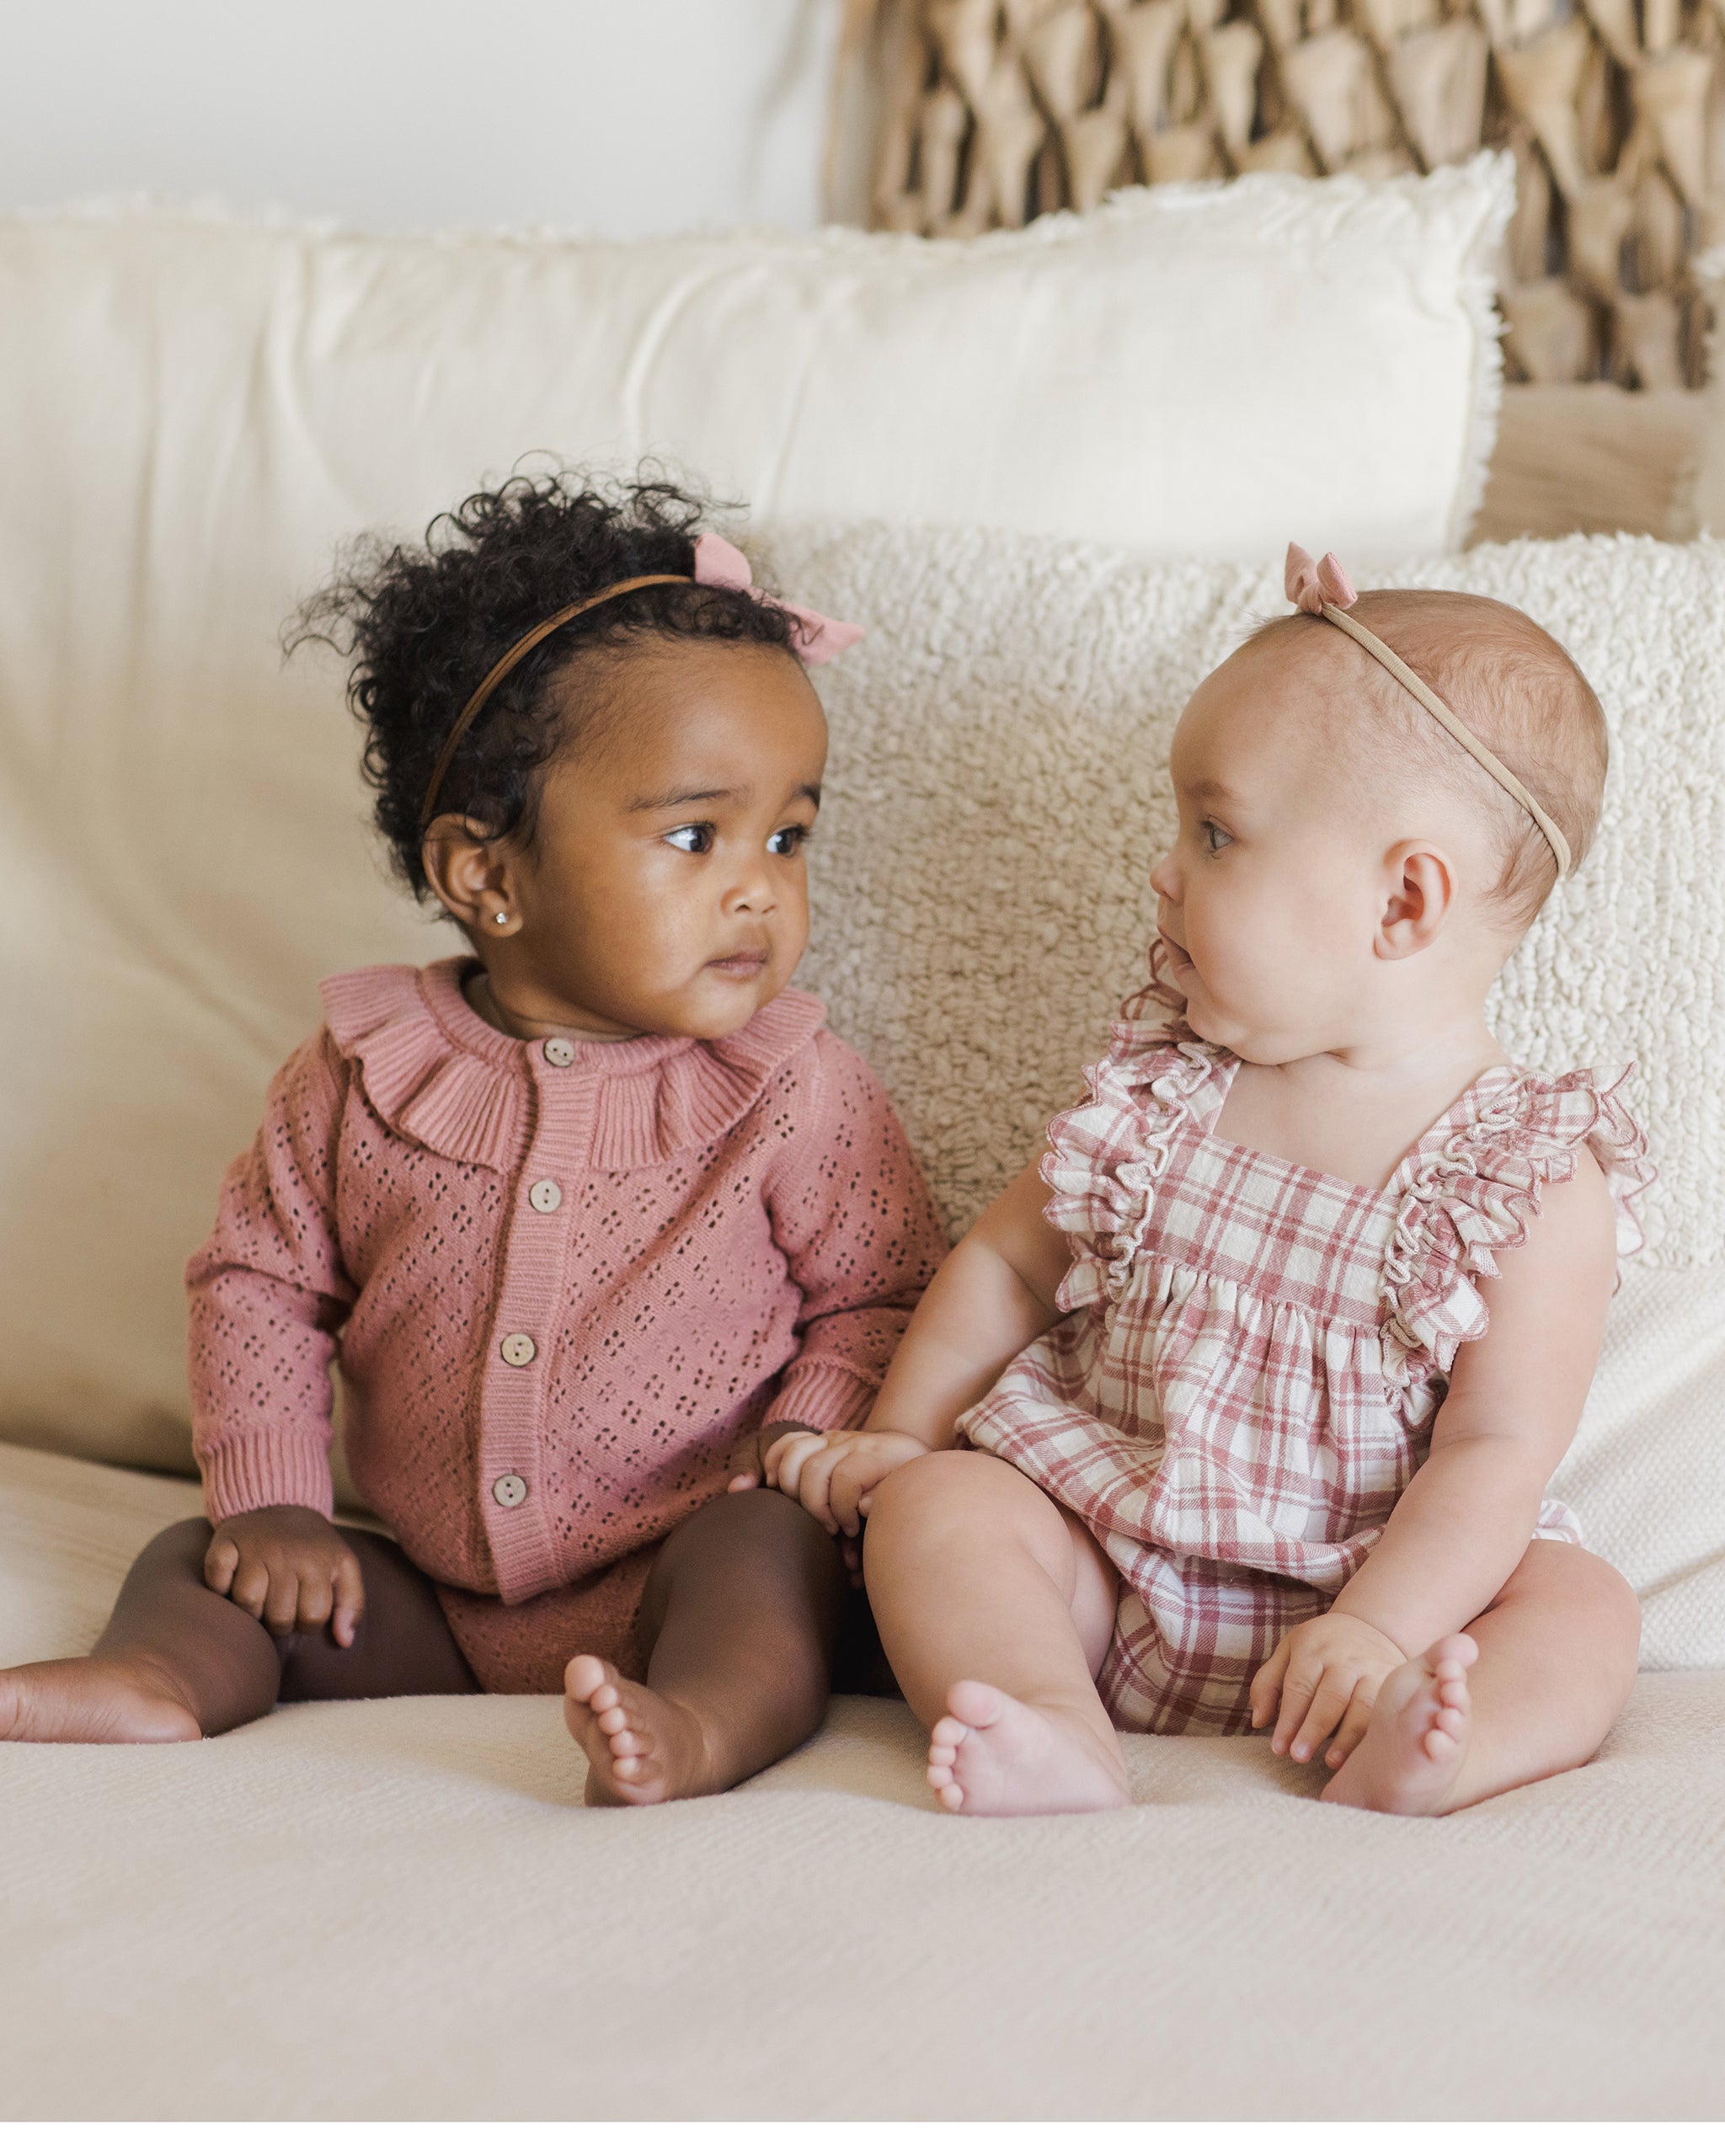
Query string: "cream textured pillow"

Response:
xmin=0 ymin=168 xmax=1507 ymax=568
xmin=763 ymin=525 xmax=1725 ymax=1669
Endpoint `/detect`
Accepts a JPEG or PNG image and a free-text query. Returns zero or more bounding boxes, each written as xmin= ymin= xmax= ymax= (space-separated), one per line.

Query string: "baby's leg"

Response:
xmin=863 ymin=1449 xmax=1129 ymax=1817
xmin=0 ymin=1518 xmax=475 ymax=1743
xmin=564 ymin=1488 xmax=846 ymax=1806
xmin=1324 ymin=1541 xmax=1640 ymax=1816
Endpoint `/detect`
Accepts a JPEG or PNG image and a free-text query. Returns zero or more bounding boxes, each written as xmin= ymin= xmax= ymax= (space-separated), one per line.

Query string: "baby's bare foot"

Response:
xmin=563 ymin=1653 xmax=715 ymax=1807
xmin=0 ymin=1652 xmax=201 ymax=1744
xmin=925 ymin=1678 xmax=1130 ymax=1817
xmin=1322 ymin=1633 xmax=1478 ymax=1816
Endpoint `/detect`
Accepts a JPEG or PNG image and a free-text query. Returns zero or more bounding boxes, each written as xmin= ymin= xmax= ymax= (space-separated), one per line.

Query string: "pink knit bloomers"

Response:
xmin=187 ymin=958 xmax=948 ymax=1689
xmin=963 ymin=967 xmax=1651 ymax=1737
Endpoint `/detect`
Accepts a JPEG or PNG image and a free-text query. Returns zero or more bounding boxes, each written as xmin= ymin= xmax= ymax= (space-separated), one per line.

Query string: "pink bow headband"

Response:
xmin=1284 ymin=542 xmax=1570 ymax=878
xmin=419 ymin=533 xmax=863 ymax=831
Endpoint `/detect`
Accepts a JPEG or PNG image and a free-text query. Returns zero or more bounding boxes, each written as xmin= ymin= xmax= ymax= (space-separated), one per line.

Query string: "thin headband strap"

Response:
xmin=418 ymin=574 xmax=692 ymax=831
xmin=1318 ymin=601 xmax=1573 ymax=879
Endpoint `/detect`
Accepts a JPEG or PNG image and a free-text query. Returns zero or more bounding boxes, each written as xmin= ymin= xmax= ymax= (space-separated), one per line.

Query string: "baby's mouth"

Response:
xmin=1162 ymin=932 xmax=1194 ymax=972
xmin=707 ymin=947 xmax=770 ymax=980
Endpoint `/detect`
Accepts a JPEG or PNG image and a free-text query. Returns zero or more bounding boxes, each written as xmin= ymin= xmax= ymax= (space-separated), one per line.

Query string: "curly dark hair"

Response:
xmin=287 ymin=470 xmax=801 ymax=899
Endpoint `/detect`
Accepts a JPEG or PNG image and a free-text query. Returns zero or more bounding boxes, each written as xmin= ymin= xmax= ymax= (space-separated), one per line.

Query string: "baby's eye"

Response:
xmin=665 ymin=824 xmax=715 ymax=855
xmin=767 ymin=825 xmax=812 ymax=858
xmin=1201 ymin=819 xmax=1234 ymax=855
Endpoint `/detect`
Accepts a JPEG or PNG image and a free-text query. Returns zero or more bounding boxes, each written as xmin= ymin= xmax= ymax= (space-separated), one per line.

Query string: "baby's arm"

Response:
xmin=187 ymin=1032 xmax=362 ymax=1640
xmin=767 ymin=1159 xmax=1071 ymax=1532
xmin=1252 ymin=1154 xmax=1620 ymax=1764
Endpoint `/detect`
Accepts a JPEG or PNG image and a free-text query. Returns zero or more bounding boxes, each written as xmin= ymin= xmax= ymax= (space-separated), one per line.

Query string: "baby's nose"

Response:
xmin=1150 ymin=851 xmax=1178 ymax=899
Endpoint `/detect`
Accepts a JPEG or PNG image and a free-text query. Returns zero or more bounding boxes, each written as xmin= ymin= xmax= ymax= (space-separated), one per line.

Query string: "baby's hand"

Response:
xmin=204 ymin=1504 xmax=364 ymax=1646
xmin=727 ymin=1421 xmax=817 ymax=1495
xmin=764 ymin=1428 xmax=932 ymax=1537
xmin=1250 ymin=1611 xmax=1407 ymax=1769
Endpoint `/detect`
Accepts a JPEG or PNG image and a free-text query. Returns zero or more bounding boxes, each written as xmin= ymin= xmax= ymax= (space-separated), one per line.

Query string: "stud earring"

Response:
xmin=493 ymin=911 xmax=509 ymax=926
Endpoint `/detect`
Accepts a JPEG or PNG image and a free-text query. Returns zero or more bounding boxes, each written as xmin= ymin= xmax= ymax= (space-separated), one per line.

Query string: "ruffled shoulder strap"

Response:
xmin=1381 ymin=1065 xmax=1653 ymax=1399
xmin=1040 ymin=971 xmax=1231 ymax=1312
xmin=320 ymin=961 xmax=526 ymax=1171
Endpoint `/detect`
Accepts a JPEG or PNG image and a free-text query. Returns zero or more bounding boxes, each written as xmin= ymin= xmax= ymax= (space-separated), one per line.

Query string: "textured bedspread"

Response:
xmin=3 ymin=1440 xmax=1722 ymax=2121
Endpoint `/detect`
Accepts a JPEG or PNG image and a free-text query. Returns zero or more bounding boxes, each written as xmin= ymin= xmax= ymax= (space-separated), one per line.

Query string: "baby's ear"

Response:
xmin=421 ymin=814 xmax=519 ymax=942
xmin=1375 ymin=841 xmax=1455 ymax=961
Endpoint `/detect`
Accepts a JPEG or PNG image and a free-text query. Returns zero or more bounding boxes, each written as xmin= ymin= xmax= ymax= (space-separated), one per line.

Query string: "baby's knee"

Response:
xmin=670 ymin=1484 xmax=831 ymax=1567
xmin=1583 ymin=1550 xmax=1643 ymax=1673
xmin=864 ymin=1446 xmax=1007 ymax=1544
xmin=1513 ymin=1540 xmax=1642 ymax=1679
xmin=134 ymin=1516 xmax=217 ymax=1579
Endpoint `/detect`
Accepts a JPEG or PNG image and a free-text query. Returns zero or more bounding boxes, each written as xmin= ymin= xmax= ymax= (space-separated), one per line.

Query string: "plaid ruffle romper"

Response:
xmin=961 ymin=977 xmax=1652 ymax=1737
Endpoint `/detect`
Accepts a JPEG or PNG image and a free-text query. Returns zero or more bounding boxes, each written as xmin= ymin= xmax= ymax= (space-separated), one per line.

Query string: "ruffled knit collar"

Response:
xmin=320 ymin=956 xmax=827 ymax=1173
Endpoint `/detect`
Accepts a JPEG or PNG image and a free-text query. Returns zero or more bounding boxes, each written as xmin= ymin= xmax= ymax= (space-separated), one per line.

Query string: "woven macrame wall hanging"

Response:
xmin=835 ymin=0 xmax=1721 ymax=385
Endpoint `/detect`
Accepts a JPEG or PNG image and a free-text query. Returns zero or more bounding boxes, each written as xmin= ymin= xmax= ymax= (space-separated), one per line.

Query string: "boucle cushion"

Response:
xmin=761 ymin=526 xmax=1725 ymax=1668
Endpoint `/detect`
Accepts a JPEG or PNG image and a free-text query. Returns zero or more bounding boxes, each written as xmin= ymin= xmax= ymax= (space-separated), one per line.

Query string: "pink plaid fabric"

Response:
xmin=962 ymin=957 xmax=1652 ymax=1737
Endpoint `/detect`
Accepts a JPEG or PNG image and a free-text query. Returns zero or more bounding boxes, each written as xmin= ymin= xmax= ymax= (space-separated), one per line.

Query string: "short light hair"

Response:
xmin=1239 ymin=590 xmax=1607 ymax=931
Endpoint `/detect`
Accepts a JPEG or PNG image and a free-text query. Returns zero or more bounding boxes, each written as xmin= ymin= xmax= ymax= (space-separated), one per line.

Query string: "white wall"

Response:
xmin=0 ymin=0 xmax=841 ymax=237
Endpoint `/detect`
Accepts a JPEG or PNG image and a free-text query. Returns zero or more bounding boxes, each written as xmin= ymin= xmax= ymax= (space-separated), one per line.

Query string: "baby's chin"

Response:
xmin=1181 ymin=984 xmax=1306 ymax=1065
xmin=658 ymin=956 xmax=801 ymax=1041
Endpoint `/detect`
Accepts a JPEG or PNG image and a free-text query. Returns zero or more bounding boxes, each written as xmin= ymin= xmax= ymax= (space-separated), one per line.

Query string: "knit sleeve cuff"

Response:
xmin=761 ymin=1360 xmax=879 ymax=1435
xmin=197 ymin=1428 xmax=335 ymax=1524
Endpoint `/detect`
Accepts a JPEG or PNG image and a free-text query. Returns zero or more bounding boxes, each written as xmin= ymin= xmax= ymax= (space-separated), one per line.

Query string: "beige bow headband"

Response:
xmin=1284 ymin=543 xmax=1570 ymax=878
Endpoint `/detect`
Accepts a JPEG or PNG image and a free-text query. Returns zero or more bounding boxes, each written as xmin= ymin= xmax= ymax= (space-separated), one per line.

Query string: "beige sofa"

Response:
xmin=4 ymin=195 xmax=1725 ymax=2121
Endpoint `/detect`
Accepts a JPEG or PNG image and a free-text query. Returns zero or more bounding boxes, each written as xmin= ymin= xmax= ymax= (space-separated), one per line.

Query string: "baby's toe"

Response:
xmin=1434 ymin=1705 xmax=1466 ymax=1739
xmin=931 ymin=1714 xmax=970 ymax=1750
xmin=1437 ymin=1677 xmax=1469 ymax=1710
xmin=937 ymin=1782 xmax=965 ymax=1812
xmin=596 ymin=1704 xmax=628 ymax=1736
xmin=607 ymin=1725 xmax=645 ymax=1758
xmin=565 ymin=1654 xmax=610 ymax=1705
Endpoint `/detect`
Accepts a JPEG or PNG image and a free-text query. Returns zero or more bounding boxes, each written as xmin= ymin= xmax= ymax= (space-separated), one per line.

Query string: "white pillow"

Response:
xmin=0 ymin=166 xmax=1507 ymax=571
xmin=763 ymin=523 xmax=1725 ymax=1668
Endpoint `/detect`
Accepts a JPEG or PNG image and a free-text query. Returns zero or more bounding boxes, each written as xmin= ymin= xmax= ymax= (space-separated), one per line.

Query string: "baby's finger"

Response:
xmin=1270 ymin=1653 xmax=1320 ymax=1753
xmin=797 ymin=1446 xmax=843 ymax=1532
xmin=1249 ymin=1640 xmax=1290 ymax=1729
xmin=204 ymin=1534 xmax=240 ymax=1596
xmin=332 ymin=1548 xmax=365 ymax=1649
xmin=261 ymin=1564 xmax=302 ymax=1636
xmin=1324 ymin=1690 xmax=1375 ymax=1770
xmin=227 ymin=1552 xmax=271 ymax=1621
xmin=1289 ymin=1670 xmax=1355 ymax=1763
xmin=759 ymin=1428 xmax=809 ymax=1485
xmin=770 ymin=1432 xmax=830 ymax=1503
xmin=296 ymin=1569 xmax=335 ymax=1637
xmin=827 ymin=1453 xmax=874 ymax=1539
